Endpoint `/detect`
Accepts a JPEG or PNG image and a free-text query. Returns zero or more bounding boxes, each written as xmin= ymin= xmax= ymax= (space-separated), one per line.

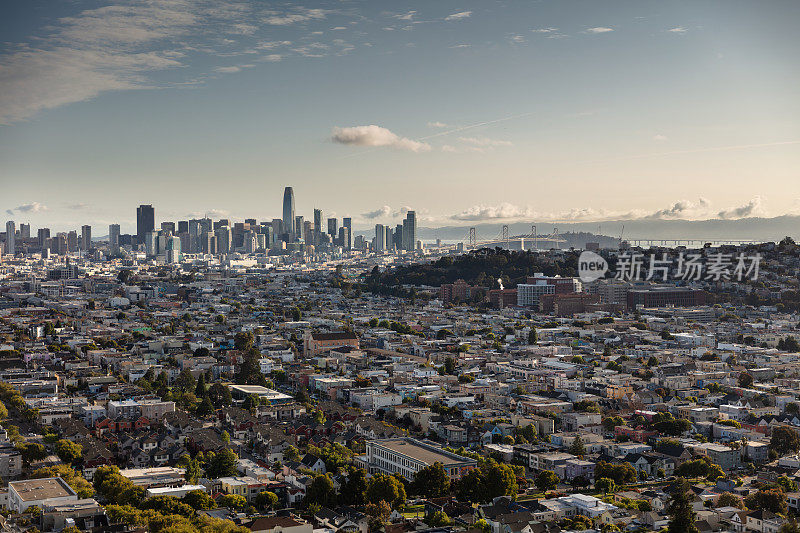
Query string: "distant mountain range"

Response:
xmin=411 ymin=215 xmax=800 ymax=244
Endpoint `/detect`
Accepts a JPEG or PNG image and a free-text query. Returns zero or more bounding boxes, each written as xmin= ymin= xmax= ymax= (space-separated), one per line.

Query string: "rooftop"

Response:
xmin=371 ymin=438 xmax=476 ymax=467
xmin=10 ymin=477 xmax=76 ymax=502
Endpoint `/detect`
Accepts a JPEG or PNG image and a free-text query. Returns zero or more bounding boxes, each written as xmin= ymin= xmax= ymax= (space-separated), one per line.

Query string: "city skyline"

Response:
xmin=2 ymin=0 xmax=799 ymax=230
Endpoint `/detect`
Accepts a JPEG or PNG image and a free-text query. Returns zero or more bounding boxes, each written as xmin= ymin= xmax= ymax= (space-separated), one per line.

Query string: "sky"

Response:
xmin=1 ymin=0 xmax=799 ymax=233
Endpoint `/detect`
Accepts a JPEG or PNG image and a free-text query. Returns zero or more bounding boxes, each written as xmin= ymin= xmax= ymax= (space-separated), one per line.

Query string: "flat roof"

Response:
xmin=10 ymin=477 xmax=75 ymax=502
xmin=373 ymin=439 xmax=475 ymax=467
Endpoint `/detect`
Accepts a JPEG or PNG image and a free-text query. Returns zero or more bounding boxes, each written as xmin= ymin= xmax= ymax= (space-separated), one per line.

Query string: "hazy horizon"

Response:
xmin=2 ymin=1 xmax=799 ymax=232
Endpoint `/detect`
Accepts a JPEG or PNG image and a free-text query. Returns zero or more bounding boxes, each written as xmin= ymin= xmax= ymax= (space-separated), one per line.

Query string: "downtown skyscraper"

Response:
xmin=137 ymin=204 xmax=155 ymax=244
xmin=282 ymin=187 xmax=295 ymax=240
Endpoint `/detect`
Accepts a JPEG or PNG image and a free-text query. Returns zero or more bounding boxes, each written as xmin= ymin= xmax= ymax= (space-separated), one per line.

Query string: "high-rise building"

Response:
xmin=338 ymin=227 xmax=350 ymax=251
xmin=403 ymin=211 xmax=417 ymax=251
xmin=313 ymin=209 xmax=323 ymax=244
xmin=215 ymin=226 xmax=232 ymax=253
xmin=67 ymin=231 xmax=78 ymax=253
xmin=343 ymin=218 xmax=352 ymax=250
xmin=327 ymin=218 xmax=338 ymax=238
xmin=5 ymin=221 xmax=15 ymax=256
xmin=145 ymin=232 xmax=158 ymax=257
xmin=37 ymin=228 xmax=50 ymax=249
xmin=19 ymin=224 xmax=30 ymax=240
xmin=137 ymin=205 xmax=155 ymax=244
xmin=178 ymin=220 xmax=189 ymax=234
xmin=54 ymin=233 xmax=68 ymax=255
xmin=282 ymin=187 xmax=296 ymax=240
xmin=161 ymin=222 xmax=175 ymax=234
xmin=109 ymin=224 xmax=120 ymax=255
xmin=81 ymin=225 xmax=92 ymax=252
xmin=394 ymin=225 xmax=403 ymax=250
xmin=385 ymin=226 xmax=393 ymax=251
xmin=271 ymin=219 xmax=283 ymax=243
xmin=295 ymin=216 xmax=304 ymax=241
xmin=375 ymin=224 xmax=385 ymax=252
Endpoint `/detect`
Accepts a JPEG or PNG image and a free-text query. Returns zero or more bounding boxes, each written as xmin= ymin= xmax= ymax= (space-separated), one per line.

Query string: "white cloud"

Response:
xmin=214 ymin=64 xmax=254 ymax=73
xmin=396 ymin=11 xmax=416 ymax=21
xmin=67 ymin=203 xmax=89 ymax=210
xmin=445 ymin=11 xmax=472 ymax=21
xmin=451 ymin=203 xmax=536 ymax=221
xmin=0 ymin=2 xmax=344 ymax=124
xmin=653 ymin=134 xmax=668 ymax=141
xmin=264 ymin=8 xmax=327 ymax=26
xmin=718 ymin=197 xmax=764 ymax=219
xmin=7 ymin=202 xmax=49 ymax=215
xmin=668 ymin=27 xmax=688 ymax=33
xmin=362 ymin=206 xmax=392 ymax=219
xmin=509 ymin=34 xmax=526 ymax=44
xmin=427 ymin=121 xmax=450 ymax=128
xmin=331 ymin=125 xmax=431 ymax=152
xmin=585 ymin=27 xmax=614 ymax=34
xmin=644 ymin=198 xmax=711 ymax=219
xmin=531 ymin=27 xmax=558 ymax=34
xmin=186 ymin=208 xmax=229 ymax=219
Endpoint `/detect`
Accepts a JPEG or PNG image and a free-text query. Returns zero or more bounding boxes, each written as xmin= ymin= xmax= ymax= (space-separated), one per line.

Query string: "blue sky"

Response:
xmin=1 ymin=0 xmax=799 ymax=232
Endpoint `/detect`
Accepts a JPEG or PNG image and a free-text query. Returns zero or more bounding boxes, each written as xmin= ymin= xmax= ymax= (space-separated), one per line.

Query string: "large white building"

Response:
xmin=517 ymin=281 xmax=555 ymax=307
xmin=364 ymin=438 xmax=476 ymax=480
xmin=8 ymin=477 xmax=78 ymax=513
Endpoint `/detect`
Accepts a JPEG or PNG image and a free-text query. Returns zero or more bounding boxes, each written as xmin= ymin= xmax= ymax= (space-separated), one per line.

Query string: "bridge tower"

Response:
xmin=469 ymin=227 xmax=476 ymax=248
xmin=502 ymin=225 xmax=509 ymax=248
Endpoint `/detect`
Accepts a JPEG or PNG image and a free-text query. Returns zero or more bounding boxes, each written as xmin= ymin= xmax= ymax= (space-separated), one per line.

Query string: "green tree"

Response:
xmin=183 ymin=490 xmax=215 ymax=510
xmin=174 ymin=369 xmax=196 ymax=392
xmin=667 ymin=478 xmax=699 ymax=533
xmin=738 ymin=372 xmax=754 ymax=388
xmin=205 ymin=448 xmax=238 ymax=478
xmin=340 ymin=468 xmax=368 ymax=506
xmin=412 ymin=462 xmax=450 ymax=498
xmin=535 ymin=470 xmax=559 ymax=492
xmin=185 ymin=458 xmax=203 ymax=484
xmin=596 ymin=477 xmax=616 ymax=494
xmin=568 ymin=435 xmax=586 ymax=456
xmin=745 ymin=488 xmax=788 ymax=515
xmin=208 ymin=383 xmax=232 ymax=408
xmin=55 ymin=439 xmax=82 ymax=464
xmin=771 ymin=426 xmax=800 ymax=455
xmin=218 ymin=494 xmax=248 ymax=511
xmin=254 ymin=491 xmax=279 ymax=511
xmin=716 ymin=492 xmax=744 ymax=509
xmin=365 ymin=473 xmax=407 ymax=508
xmin=304 ymin=475 xmax=337 ymax=508
xmin=528 ymin=328 xmax=537 ymax=344
xmin=195 ymin=374 xmax=207 ymax=397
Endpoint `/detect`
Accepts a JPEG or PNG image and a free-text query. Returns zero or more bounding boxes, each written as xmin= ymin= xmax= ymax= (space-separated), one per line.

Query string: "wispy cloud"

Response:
xmin=585 ymin=27 xmax=614 ymax=34
xmin=653 ymin=134 xmax=668 ymax=141
xmin=361 ymin=205 xmax=411 ymax=220
xmin=668 ymin=27 xmax=688 ymax=33
xmin=451 ymin=203 xmax=535 ymax=221
xmin=395 ymin=11 xmax=416 ymax=21
xmin=458 ymin=136 xmax=513 ymax=148
xmin=6 ymin=202 xmax=49 ymax=216
xmin=0 ymin=1 xmax=343 ymax=124
xmin=264 ymin=8 xmax=327 ymax=26
xmin=427 ymin=121 xmax=450 ymax=128
xmin=445 ymin=11 xmax=472 ymax=21
xmin=531 ymin=27 xmax=558 ymax=34
xmin=331 ymin=125 xmax=431 ymax=152
xmin=362 ymin=206 xmax=392 ymax=219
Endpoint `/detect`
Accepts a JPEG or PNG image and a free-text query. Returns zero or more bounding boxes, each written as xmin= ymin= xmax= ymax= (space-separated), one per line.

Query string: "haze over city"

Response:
xmin=2 ymin=0 xmax=800 ymax=235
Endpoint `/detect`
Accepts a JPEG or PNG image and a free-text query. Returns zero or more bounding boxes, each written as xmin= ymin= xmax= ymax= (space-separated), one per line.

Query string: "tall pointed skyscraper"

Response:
xmin=282 ymin=187 xmax=295 ymax=240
